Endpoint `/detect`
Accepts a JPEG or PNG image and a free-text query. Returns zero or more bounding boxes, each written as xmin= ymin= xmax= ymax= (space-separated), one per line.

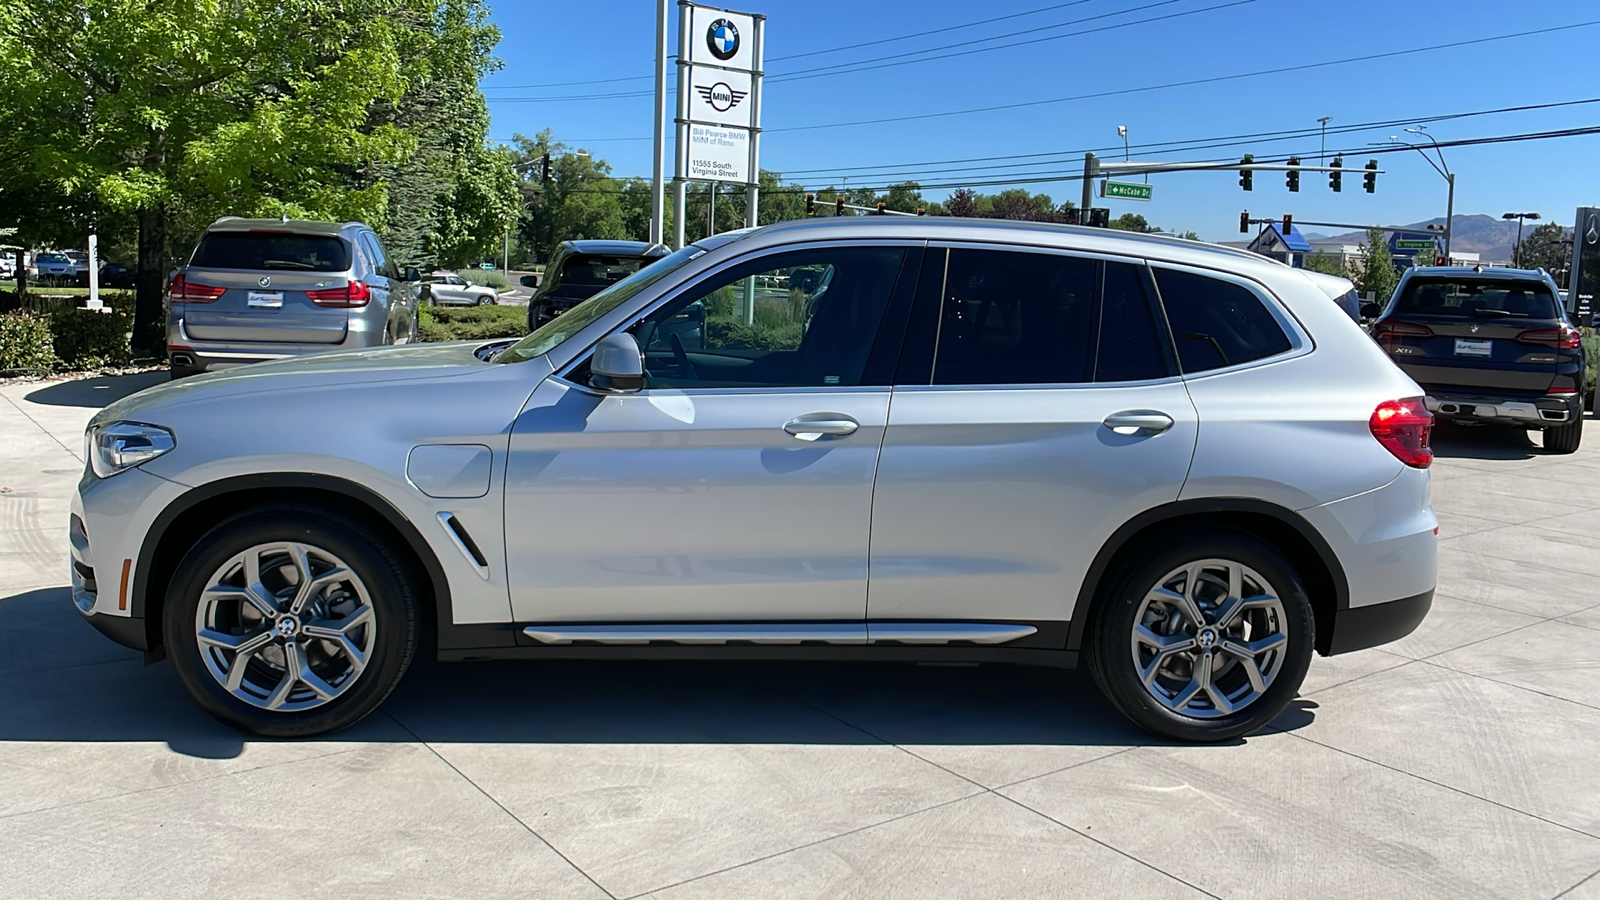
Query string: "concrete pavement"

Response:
xmin=3 ymin=371 xmax=1600 ymax=898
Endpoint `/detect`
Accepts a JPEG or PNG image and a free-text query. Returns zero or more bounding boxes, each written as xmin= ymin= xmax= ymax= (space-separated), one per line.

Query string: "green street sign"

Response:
xmin=1102 ymin=180 xmax=1152 ymax=201
xmin=1396 ymin=239 xmax=1435 ymax=250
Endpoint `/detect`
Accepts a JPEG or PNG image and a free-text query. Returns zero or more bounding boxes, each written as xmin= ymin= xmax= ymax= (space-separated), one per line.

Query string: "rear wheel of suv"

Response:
xmin=1543 ymin=420 xmax=1583 ymax=454
xmin=1087 ymin=530 xmax=1314 ymax=743
xmin=162 ymin=506 xmax=419 ymax=737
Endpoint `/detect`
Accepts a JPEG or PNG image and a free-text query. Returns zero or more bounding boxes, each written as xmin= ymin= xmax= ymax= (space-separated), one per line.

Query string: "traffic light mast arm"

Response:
xmin=1099 ymin=160 xmax=1378 ymax=175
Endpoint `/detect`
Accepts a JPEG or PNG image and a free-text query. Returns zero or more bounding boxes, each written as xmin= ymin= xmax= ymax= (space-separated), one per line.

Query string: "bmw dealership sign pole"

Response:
xmin=673 ymin=2 xmax=764 ymax=250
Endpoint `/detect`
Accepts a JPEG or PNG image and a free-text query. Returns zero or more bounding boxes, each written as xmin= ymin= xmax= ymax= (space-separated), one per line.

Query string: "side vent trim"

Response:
xmin=437 ymin=512 xmax=490 ymax=580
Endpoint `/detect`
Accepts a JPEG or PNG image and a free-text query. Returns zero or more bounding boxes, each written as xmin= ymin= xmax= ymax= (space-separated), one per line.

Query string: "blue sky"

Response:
xmin=482 ymin=0 xmax=1600 ymax=240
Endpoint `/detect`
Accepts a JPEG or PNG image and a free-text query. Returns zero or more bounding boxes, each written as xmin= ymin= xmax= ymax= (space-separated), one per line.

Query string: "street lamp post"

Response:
xmin=1390 ymin=126 xmax=1455 ymax=261
xmin=1502 ymin=212 xmax=1542 ymax=268
xmin=1317 ymin=116 xmax=1332 ymax=163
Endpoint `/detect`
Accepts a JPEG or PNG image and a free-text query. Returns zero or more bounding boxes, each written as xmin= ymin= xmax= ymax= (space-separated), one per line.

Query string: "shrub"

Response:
xmin=475 ymin=271 xmax=510 ymax=291
xmin=52 ymin=308 xmax=132 ymax=369
xmin=707 ymin=320 xmax=803 ymax=351
xmin=0 ymin=310 xmax=57 ymax=373
xmin=419 ymin=304 xmax=527 ymax=342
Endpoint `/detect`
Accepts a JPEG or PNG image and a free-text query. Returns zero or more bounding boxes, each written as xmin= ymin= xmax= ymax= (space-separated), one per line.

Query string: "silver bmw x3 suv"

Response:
xmin=74 ymin=218 xmax=1437 ymax=742
xmin=166 ymin=218 xmax=420 ymax=378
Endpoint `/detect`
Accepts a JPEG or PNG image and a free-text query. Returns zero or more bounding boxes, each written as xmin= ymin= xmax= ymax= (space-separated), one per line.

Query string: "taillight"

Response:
xmin=170 ymin=274 xmax=225 ymax=303
xmin=1372 ymin=321 xmax=1433 ymax=339
xmin=1515 ymin=324 xmax=1581 ymax=349
xmin=307 ymin=281 xmax=371 ymax=307
xmin=1370 ymin=398 xmax=1433 ymax=469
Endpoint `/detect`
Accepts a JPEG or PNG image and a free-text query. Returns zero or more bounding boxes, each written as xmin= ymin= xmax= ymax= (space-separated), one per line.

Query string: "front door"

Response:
xmin=505 ymin=245 xmax=921 ymax=624
xmin=867 ymin=246 xmax=1199 ymax=630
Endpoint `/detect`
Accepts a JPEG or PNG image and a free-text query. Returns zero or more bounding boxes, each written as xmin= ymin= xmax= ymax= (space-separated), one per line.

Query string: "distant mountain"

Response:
xmin=1310 ymin=214 xmax=1571 ymax=264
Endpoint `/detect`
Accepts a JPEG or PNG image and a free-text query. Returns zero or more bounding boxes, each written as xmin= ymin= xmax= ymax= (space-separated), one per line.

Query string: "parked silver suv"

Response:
xmin=166 ymin=218 xmax=419 ymax=378
xmin=75 ymin=218 xmax=1437 ymax=742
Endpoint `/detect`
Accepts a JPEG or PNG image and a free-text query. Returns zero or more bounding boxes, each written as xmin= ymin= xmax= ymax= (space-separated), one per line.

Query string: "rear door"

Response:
xmin=180 ymin=229 xmax=353 ymax=344
xmin=1377 ymin=277 xmax=1568 ymax=395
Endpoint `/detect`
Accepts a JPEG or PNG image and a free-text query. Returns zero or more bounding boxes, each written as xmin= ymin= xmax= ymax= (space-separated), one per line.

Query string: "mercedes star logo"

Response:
xmin=1587 ymin=214 xmax=1599 ymax=246
xmin=258 ymin=276 xmax=272 ymax=287
xmin=694 ymin=82 xmax=748 ymax=113
xmin=706 ymin=18 xmax=740 ymax=61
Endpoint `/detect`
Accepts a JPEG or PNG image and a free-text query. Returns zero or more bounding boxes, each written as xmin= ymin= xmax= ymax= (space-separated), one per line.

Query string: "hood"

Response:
xmin=99 ymin=341 xmax=491 ymax=425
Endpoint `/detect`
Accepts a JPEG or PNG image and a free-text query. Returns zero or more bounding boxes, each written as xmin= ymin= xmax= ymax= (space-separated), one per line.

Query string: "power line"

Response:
xmin=768 ymin=19 xmax=1600 ymax=133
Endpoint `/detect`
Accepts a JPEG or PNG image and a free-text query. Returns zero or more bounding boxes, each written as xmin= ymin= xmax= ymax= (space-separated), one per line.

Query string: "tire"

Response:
xmin=162 ymin=506 xmax=419 ymax=737
xmin=1544 ymin=420 xmax=1583 ymax=454
xmin=1086 ymin=529 xmax=1315 ymax=743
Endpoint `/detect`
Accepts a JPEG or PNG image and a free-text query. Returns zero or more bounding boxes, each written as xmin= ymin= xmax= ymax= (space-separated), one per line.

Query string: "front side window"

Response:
xmin=932 ymin=248 xmax=1097 ymax=386
xmin=630 ymin=247 xmax=906 ymax=389
xmin=1153 ymin=268 xmax=1291 ymax=374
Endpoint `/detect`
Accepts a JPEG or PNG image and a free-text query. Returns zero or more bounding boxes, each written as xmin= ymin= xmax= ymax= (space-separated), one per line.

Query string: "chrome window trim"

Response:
xmin=1143 ymin=259 xmax=1313 ymax=380
xmin=549 ymin=238 xmax=927 ymax=388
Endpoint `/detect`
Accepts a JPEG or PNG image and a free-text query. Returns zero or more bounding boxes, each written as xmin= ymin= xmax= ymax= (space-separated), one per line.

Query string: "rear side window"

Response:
xmin=932 ymin=249 xmax=1096 ymax=385
xmin=1097 ymin=262 xmax=1173 ymax=382
xmin=191 ymin=232 xmax=351 ymax=272
xmin=1153 ymin=268 xmax=1291 ymax=374
xmin=1394 ymin=278 xmax=1559 ymax=320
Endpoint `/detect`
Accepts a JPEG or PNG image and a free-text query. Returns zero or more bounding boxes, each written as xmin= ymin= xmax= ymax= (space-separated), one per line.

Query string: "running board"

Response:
xmin=520 ymin=622 xmax=1038 ymax=646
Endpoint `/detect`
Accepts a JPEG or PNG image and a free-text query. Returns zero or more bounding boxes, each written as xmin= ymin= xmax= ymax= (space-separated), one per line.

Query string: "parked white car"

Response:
xmin=422 ymin=271 xmax=499 ymax=306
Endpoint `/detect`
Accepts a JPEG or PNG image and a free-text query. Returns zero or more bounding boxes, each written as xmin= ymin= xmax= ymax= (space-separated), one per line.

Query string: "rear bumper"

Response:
xmin=1325 ymin=590 xmax=1433 ymax=655
xmin=1424 ymin=390 xmax=1581 ymax=426
xmin=167 ymin=318 xmax=383 ymax=371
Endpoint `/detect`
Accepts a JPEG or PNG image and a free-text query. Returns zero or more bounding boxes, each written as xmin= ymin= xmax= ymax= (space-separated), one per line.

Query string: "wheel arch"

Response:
xmin=132 ymin=473 xmax=453 ymax=659
xmin=1065 ymin=498 xmax=1349 ymax=657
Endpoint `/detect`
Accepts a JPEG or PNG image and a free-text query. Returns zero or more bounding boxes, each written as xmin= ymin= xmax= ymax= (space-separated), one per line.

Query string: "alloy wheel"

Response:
xmin=1129 ymin=558 xmax=1288 ymax=718
xmin=194 ymin=542 xmax=377 ymax=712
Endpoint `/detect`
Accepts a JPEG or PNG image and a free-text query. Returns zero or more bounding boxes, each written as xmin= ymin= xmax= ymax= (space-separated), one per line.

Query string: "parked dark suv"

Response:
xmin=1368 ymin=266 xmax=1585 ymax=453
xmin=525 ymin=240 xmax=671 ymax=331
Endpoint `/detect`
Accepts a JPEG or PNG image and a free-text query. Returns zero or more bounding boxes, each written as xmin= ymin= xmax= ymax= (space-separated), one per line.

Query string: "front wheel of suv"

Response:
xmin=1543 ymin=420 xmax=1583 ymax=454
xmin=1087 ymin=531 xmax=1315 ymax=743
xmin=162 ymin=506 xmax=419 ymax=737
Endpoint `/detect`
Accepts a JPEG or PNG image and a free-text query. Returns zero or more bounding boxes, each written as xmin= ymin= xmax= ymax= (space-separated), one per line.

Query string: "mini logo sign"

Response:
xmin=694 ymin=82 xmax=747 ymax=112
xmin=258 ymin=276 xmax=272 ymax=287
xmin=706 ymin=18 xmax=740 ymax=60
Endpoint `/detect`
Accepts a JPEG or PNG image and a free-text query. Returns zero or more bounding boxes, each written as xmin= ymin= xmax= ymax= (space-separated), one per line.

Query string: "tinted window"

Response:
xmin=1154 ymin=268 xmax=1291 ymax=373
xmin=1394 ymin=278 xmax=1559 ymax=320
xmin=191 ymin=232 xmax=351 ymax=271
xmin=560 ymin=255 xmax=649 ymax=287
xmin=932 ymin=249 xmax=1096 ymax=385
xmin=361 ymin=233 xmax=396 ymax=279
xmin=1097 ymin=262 xmax=1172 ymax=382
xmin=631 ymin=247 xmax=905 ymax=388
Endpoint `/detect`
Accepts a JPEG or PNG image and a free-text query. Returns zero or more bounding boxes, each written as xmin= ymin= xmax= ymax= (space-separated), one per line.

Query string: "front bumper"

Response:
xmin=1325 ymin=590 xmax=1433 ymax=655
xmin=71 ymin=467 xmax=188 ymax=653
xmin=1424 ymin=391 xmax=1581 ymax=426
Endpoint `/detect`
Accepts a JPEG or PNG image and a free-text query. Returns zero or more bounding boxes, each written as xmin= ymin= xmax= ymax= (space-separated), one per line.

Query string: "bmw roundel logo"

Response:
xmin=706 ymin=18 xmax=740 ymax=61
xmin=258 ymin=276 xmax=271 ymax=287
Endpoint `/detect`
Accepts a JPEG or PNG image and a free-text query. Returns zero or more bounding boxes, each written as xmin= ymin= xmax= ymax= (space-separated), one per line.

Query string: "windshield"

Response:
xmin=1395 ymin=278 xmax=1559 ymax=320
xmin=498 ymin=246 xmax=702 ymax=363
xmin=190 ymin=231 xmax=352 ymax=271
xmin=38 ymin=253 xmax=68 ymax=263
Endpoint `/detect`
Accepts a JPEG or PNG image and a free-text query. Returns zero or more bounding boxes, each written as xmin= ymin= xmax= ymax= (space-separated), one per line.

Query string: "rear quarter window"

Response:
xmin=191 ymin=232 xmax=352 ymax=271
xmin=1153 ymin=268 xmax=1292 ymax=374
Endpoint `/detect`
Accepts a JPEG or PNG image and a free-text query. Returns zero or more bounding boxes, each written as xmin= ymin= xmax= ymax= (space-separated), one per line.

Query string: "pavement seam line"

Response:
xmin=1298 ymin=654 xmax=1418 ymax=697
xmin=1552 ymin=865 xmax=1600 ymax=900
xmin=0 ymin=390 xmax=79 ymax=459
xmin=0 ymin=745 xmax=367 ymax=823
xmin=1412 ymin=654 xmax=1600 ymax=715
xmin=378 ymin=710 xmax=618 ymax=900
xmin=1285 ymin=730 xmax=1600 ymax=843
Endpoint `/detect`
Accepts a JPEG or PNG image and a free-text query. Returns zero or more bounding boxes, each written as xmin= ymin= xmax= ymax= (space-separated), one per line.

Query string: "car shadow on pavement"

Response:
xmin=1 ymin=585 xmax=1315 ymax=756
xmin=1429 ymin=422 xmax=1545 ymax=460
xmin=22 ymin=370 xmax=168 ymax=409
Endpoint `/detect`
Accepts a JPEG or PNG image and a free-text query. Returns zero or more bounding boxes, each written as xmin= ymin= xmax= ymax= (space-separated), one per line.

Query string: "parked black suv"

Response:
xmin=524 ymin=240 xmax=671 ymax=331
xmin=1368 ymin=266 xmax=1585 ymax=453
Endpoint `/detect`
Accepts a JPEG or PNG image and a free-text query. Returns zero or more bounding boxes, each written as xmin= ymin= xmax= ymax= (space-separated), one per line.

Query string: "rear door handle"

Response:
xmin=1102 ymin=410 xmax=1174 ymax=435
xmin=784 ymin=414 xmax=859 ymax=440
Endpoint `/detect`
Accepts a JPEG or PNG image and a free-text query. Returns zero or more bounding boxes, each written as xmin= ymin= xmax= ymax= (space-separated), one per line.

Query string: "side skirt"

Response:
xmin=437 ymin=643 xmax=1079 ymax=669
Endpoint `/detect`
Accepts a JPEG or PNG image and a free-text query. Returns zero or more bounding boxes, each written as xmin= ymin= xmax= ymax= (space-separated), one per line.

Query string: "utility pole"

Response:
xmin=1503 ymin=212 xmax=1541 ymax=267
xmin=650 ymin=0 xmax=668 ymax=245
xmin=1081 ymin=152 xmax=1098 ymax=215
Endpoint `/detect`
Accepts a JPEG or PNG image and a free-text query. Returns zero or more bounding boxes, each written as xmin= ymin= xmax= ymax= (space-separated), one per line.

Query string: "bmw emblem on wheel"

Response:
xmin=706 ymin=18 xmax=740 ymax=61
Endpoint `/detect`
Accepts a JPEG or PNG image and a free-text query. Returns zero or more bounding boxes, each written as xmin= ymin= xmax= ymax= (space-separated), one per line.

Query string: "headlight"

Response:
xmin=87 ymin=422 xmax=175 ymax=478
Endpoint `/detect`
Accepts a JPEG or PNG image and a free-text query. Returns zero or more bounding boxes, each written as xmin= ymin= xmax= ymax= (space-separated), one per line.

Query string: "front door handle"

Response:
xmin=784 ymin=414 xmax=859 ymax=440
xmin=1102 ymin=410 xmax=1174 ymax=436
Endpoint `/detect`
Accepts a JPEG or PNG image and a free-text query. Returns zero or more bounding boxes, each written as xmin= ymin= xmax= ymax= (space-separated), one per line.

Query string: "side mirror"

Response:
xmin=590 ymin=333 xmax=645 ymax=393
xmin=1360 ymin=302 xmax=1383 ymax=320
xmin=520 ymin=274 xmax=541 ymax=288
xmin=403 ymin=266 xmax=421 ymax=282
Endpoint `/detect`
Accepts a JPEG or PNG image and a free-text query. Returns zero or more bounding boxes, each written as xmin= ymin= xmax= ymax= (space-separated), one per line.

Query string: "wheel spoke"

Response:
xmin=264 ymin=658 xmax=299 ymax=710
xmin=1149 ymin=585 xmax=1206 ymax=629
xmin=1214 ymin=594 xmax=1279 ymax=629
xmin=197 ymin=627 xmax=273 ymax=653
xmin=1227 ymin=562 xmax=1243 ymax=607
xmin=1224 ymin=631 xmax=1287 ymax=658
xmin=297 ymin=655 xmax=337 ymax=700
xmin=1169 ymin=655 xmax=1209 ymax=710
xmin=1133 ymin=625 xmax=1197 ymax=686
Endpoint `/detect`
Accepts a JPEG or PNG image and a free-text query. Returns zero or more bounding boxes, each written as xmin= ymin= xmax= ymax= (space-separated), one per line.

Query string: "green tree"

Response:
xmin=1110 ymin=213 xmax=1158 ymax=233
xmin=1303 ymin=249 xmax=1346 ymax=276
xmin=1515 ymin=221 xmax=1571 ymax=278
xmin=1353 ymin=228 xmax=1398 ymax=301
xmin=1178 ymin=230 xmax=1201 ymax=241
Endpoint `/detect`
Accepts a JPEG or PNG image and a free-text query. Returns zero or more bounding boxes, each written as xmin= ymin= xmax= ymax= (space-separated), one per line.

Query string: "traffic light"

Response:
xmin=1286 ymin=157 xmax=1300 ymax=193
xmin=1363 ymin=159 xmax=1378 ymax=193
xmin=1239 ymin=154 xmax=1254 ymax=191
xmin=804 ymin=193 xmax=815 ymax=216
xmin=876 ymin=200 xmax=887 ymax=215
xmin=1063 ymin=208 xmax=1081 ymax=225
xmin=916 ymin=207 xmax=926 ymax=216
xmin=1282 ymin=214 xmax=1293 ymax=234
xmin=1435 ymin=256 xmax=1447 ymax=266
xmin=541 ymin=152 xmax=552 ymax=184
xmin=1239 ymin=211 xmax=1250 ymax=234
xmin=834 ymin=196 xmax=846 ymax=216
xmin=1087 ymin=207 xmax=1110 ymax=228
xmin=1328 ymin=156 xmax=1343 ymax=192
